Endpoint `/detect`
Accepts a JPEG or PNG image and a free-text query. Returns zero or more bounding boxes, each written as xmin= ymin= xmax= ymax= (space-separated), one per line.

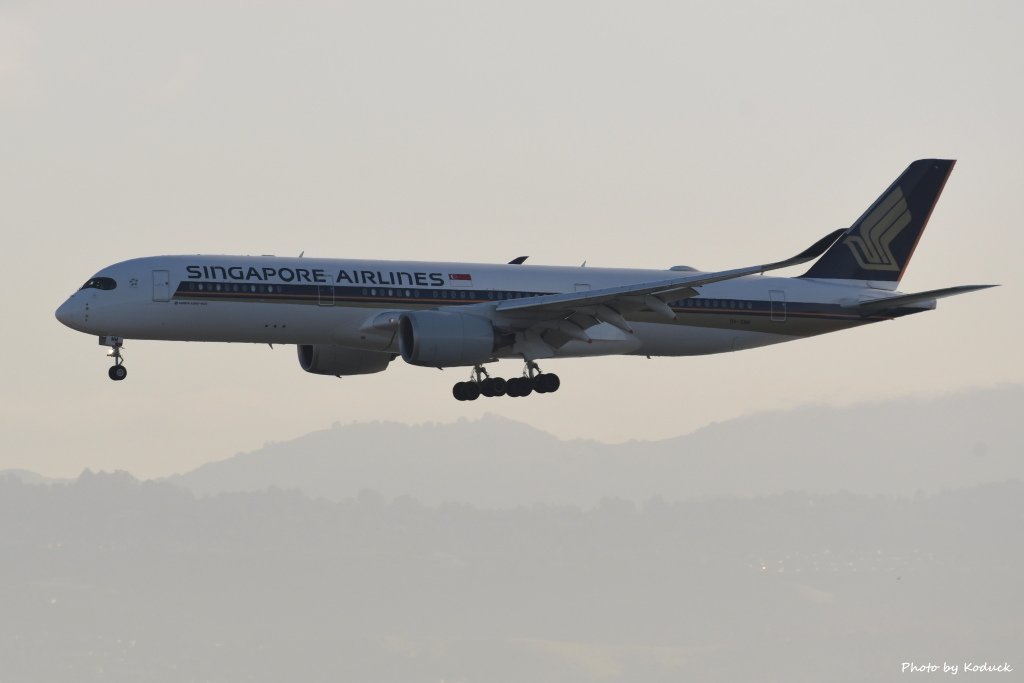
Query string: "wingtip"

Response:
xmin=796 ymin=228 xmax=847 ymax=261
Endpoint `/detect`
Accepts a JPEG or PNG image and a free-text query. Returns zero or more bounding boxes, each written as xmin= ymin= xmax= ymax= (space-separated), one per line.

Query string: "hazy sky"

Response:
xmin=3 ymin=0 xmax=1021 ymax=478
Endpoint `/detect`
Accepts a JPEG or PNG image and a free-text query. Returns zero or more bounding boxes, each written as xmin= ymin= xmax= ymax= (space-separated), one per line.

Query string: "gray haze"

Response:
xmin=2 ymin=386 xmax=1022 ymax=681
xmin=3 ymin=0 xmax=1022 ymax=477
xmin=11 ymin=475 xmax=1020 ymax=683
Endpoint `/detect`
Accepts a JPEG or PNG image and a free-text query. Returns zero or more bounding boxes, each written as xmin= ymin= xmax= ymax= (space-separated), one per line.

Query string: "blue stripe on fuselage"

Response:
xmin=172 ymin=281 xmax=922 ymax=322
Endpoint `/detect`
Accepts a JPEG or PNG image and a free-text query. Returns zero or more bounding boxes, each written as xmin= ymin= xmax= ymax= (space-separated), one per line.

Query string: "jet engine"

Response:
xmin=297 ymin=344 xmax=393 ymax=376
xmin=398 ymin=311 xmax=496 ymax=367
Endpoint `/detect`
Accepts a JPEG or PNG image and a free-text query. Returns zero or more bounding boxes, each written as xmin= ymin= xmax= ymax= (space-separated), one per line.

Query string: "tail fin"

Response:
xmin=801 ymin=159 xmax=955 ymax=286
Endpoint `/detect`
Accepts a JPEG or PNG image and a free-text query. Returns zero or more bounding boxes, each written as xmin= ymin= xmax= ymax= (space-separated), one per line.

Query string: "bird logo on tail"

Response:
xmin=842 ymin=187 xmax=911 ymax=271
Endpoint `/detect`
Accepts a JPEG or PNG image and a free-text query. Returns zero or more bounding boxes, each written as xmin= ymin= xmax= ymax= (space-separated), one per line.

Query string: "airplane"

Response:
xmin=55 ymin=159 xmax=993 ymax=400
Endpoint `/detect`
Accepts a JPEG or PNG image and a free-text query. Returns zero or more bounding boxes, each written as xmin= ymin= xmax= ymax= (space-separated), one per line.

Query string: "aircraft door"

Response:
xmin=152 ymin=270 xmax=170 ymax=302
xmin=317 ymin=283 xmax=334 ymax=306
xmin=770 ymin=290 xmax=786 ymax=322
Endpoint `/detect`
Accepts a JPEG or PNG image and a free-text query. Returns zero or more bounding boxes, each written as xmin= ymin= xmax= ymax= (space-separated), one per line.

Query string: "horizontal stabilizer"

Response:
xmin=857 ymin=285 xmax=997 ymax=315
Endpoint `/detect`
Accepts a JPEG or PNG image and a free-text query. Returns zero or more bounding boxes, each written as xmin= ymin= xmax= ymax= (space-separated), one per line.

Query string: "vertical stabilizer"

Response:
xmin=801 ymin=159 xmax=955 ymax=285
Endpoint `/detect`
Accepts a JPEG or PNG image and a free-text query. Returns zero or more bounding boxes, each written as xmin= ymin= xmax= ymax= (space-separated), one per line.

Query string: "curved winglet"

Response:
xmin=793 ymin=228 xmax=848 ymax=262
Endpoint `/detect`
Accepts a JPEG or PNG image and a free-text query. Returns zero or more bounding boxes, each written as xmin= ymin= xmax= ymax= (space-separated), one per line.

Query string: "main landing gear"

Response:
xmin=452 ymin=361 xmax=560 ymax=401
xmin=101 ymin=336 xmax=127 ymax=381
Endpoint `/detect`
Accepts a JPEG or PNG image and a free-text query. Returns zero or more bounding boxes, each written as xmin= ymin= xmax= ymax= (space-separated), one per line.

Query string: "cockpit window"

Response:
xmin=80 ymin=277 xmax=117 ymax=291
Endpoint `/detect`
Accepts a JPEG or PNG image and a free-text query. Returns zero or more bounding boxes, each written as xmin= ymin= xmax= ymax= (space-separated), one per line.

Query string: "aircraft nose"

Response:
xmin=55 ymin=297 xmax=81 ymax=329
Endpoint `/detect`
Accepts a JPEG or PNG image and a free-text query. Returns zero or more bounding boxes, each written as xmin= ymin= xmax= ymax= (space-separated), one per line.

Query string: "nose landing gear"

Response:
xmin=101 ymin=336 xmax=127 ymax=381
xmin=452 ymin=361 xmax=560 ymax=401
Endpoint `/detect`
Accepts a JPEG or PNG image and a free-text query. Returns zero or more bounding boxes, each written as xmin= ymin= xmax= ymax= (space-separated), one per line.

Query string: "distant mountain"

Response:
xmin=0 ymin=469 xmax=69 ymax=486
xmin=164 ymin=384 xmax=1024 ymax=506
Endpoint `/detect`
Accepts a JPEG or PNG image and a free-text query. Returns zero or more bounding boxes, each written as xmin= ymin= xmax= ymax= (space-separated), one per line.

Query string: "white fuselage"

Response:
xmin=55 ymin=255 xmax=920 ymax=361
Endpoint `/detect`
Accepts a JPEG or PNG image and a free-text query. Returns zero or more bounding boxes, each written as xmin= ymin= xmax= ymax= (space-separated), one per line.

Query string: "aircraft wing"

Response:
xmin=495 ymin=229 xmax=846 ymax=319
xmin=445 ymin=228 xmax=847 ymax=352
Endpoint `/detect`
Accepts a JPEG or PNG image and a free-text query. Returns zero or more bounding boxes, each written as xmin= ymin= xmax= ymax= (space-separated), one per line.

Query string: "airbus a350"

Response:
xmin=55 ymin=159 xmax=993 ymax=400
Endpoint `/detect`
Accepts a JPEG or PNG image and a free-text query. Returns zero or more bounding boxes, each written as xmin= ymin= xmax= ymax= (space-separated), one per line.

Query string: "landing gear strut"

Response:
xmin=451 ymin=361 xmax=560 ymax=401
xmin=101 ymin=336 xmax=127 ymax=381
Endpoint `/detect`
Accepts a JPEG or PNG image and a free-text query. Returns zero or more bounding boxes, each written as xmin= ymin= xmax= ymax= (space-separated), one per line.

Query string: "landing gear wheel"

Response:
xmin=462 ymin=382 xmax=481 ymax=401
xmin=453 ymin=381 xmax=480 ymax=401
xmin=479 ymin=377 xmax=508 ymax=397
xmin=108 ymin=365 xmax=127 ymax=381
xmin=507 ymin=377 xmax=533 ymax=397
xmin=535 ymin=373 xmax=560 ymax=393
xmin=518 ymin=378 xmax=534 ymax=397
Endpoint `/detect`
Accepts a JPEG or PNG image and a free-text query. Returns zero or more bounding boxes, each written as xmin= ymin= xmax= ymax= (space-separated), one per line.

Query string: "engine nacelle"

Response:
xmin=297 ymin=344 xmax=393 ymax=376
xmin=398 ymin=311 xmax=496 ymax=367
